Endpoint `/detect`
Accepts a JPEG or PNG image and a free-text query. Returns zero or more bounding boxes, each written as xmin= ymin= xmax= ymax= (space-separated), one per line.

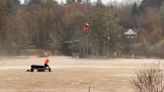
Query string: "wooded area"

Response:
xmin=0 ymin=0 xmax=164 ymax=58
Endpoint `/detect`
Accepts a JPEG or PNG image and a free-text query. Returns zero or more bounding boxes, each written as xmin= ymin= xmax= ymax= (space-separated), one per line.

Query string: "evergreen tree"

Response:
xmin=25 ymin=0 xmax=44 ymax=5
xmin=96 ymin=0 xmax=103 ymax=6
xmin=88 ymin=10 xmax=122 ymax=56
xmin=132 ymin=2 xmax=139 ymax=27
xmin=0 ymin=0 xmax=8 ymax=54
xmin=0 ymin=0 xmax=7 ymax=32
xmin=85 ymin=0 xmax=92 ymax=6
xmin=66 ymin=0 xmax=75 ymax=5
xmin=95 ymin=0 xmax=105 ymax=9
xmin=6 ymin=0 xmax=20 ymax=13
xmin=132 ymin=3 xmax=138 ymax=16
xmin=140 ymin=0 xmax=163 ymax=9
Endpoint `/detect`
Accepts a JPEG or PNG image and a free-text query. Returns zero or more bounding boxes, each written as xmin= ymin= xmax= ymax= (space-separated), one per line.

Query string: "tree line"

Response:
xmin=0 ymin=0 xmax=164 ymax=58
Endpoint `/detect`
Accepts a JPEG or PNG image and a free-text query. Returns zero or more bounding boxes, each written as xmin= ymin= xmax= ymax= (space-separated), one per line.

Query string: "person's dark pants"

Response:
xmin=44 ymin=64 xmax=49 ymax=67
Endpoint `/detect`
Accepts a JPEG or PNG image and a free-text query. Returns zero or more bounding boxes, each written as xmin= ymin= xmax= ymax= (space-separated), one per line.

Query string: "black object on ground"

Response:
xmin=27 ymin=65 xmax=51 ymax=72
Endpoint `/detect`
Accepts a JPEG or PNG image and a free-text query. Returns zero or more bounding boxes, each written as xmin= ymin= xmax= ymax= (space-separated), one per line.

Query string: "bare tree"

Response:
xmin=131 ymin=64 xmax=164 ymax=92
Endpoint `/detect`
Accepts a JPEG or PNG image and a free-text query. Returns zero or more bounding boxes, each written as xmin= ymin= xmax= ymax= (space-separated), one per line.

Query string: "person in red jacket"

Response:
xmin=44 ymin=58 xmax=49 ymax=67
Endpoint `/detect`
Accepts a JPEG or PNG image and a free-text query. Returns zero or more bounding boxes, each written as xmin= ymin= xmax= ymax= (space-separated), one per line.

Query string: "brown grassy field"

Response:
xmin=0 ymin=56 xmax=163 ymax=92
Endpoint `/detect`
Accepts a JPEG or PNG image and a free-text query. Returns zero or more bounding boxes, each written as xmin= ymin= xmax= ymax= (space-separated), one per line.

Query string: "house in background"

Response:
xmin=124 ymin=29 xmax=137 ymax=39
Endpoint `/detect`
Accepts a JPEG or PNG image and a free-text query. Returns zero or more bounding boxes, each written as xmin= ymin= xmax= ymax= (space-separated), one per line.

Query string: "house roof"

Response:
xmin=124 ymin=29 xmax=137 ymax=35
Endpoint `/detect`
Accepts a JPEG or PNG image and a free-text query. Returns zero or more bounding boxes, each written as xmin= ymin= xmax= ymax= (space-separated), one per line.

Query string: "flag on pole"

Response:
xmin=83 ymin=22 xmax=89 ymax=33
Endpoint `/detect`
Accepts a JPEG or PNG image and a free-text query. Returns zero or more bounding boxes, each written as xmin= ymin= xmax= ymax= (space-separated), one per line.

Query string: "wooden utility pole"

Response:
xmin=107 ymin=36 xmax=110 ymax=57
xmin=85 ymin=32 xmax=88 ymax=57
xmin=83 ymin=22 xmax=89 ymax=58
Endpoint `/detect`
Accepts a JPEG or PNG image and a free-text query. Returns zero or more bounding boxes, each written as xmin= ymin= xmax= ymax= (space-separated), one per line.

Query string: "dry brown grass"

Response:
xmin=131 ymin=64 xmax=164 ymax=92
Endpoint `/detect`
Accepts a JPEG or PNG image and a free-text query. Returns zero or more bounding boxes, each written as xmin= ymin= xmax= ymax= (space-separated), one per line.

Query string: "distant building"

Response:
xmin=124 ymin=29 xmax=137 ymax=39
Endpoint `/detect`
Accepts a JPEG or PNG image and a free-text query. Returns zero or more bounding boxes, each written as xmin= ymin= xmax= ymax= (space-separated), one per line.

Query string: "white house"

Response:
xmin=124 ymin=29 xmax=137 ymax=38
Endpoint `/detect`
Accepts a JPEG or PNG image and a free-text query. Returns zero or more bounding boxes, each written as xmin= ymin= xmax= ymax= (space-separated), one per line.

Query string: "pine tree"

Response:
xmin=85 ymin=0 xmax=92 ymax=6
xmin=140 ymin=0 xmax=163 ymax=9
xmin=66 ymin=0 xmax=75 ymax=5
xmin=132 ymin=2 xmax=139 ymax=27
xmin=88 ymin=10 xmax=122 ymax=56
xmin=97 ymin=0 xmax=102 ymax=4
xmin=0 ymin=0 xmax=7 ymax=31
xmin=96 ymin=0 xmax=104 ymax=8
xmin=6 ymin=0 xmax=20 ymax=13
xmin=0 ymin=0 xmax=8 ymax=52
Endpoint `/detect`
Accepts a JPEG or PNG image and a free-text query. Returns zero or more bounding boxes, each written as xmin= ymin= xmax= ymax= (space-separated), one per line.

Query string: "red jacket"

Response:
xmin=44 ymin=59 xmax=49 ymax=65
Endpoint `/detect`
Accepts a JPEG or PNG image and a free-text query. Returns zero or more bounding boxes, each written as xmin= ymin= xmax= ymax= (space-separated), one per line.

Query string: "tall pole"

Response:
xmin=107 ymin=36 xmax=110 ymax=57
xmin=83 ymin=22 xmax=89 ymax=58
xmin=86 ymin=32 xmax=88 ymax=57
xmin=83 ymin=27 xmax=87 ymax=58
xmin=85 ymin=33 xmax=87 ymax=57
xmin=84 ymin=33 xmax=86 ymax=57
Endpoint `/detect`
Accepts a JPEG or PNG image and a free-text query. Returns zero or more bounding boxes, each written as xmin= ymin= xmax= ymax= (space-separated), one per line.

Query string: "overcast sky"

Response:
xmin=20 ymin=0 xmax=122 ymax=4
xmin=20 ymin=0 xmax=141 ymax=4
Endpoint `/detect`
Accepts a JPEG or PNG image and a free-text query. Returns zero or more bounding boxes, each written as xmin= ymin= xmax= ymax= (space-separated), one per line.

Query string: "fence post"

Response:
xmin=88 ymin=85 xmax=91 ymax=92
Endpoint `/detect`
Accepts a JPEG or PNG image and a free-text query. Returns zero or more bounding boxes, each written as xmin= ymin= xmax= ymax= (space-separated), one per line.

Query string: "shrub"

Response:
xmin=131 ymin=64 xmax=163 ymax=92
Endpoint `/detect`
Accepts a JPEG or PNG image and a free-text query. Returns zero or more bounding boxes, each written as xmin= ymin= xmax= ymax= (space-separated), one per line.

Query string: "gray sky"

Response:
xmin=20 ymin=0 xmax=122 ymax=4
xmin=20 ymin=0 xmax=141 ymax=4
